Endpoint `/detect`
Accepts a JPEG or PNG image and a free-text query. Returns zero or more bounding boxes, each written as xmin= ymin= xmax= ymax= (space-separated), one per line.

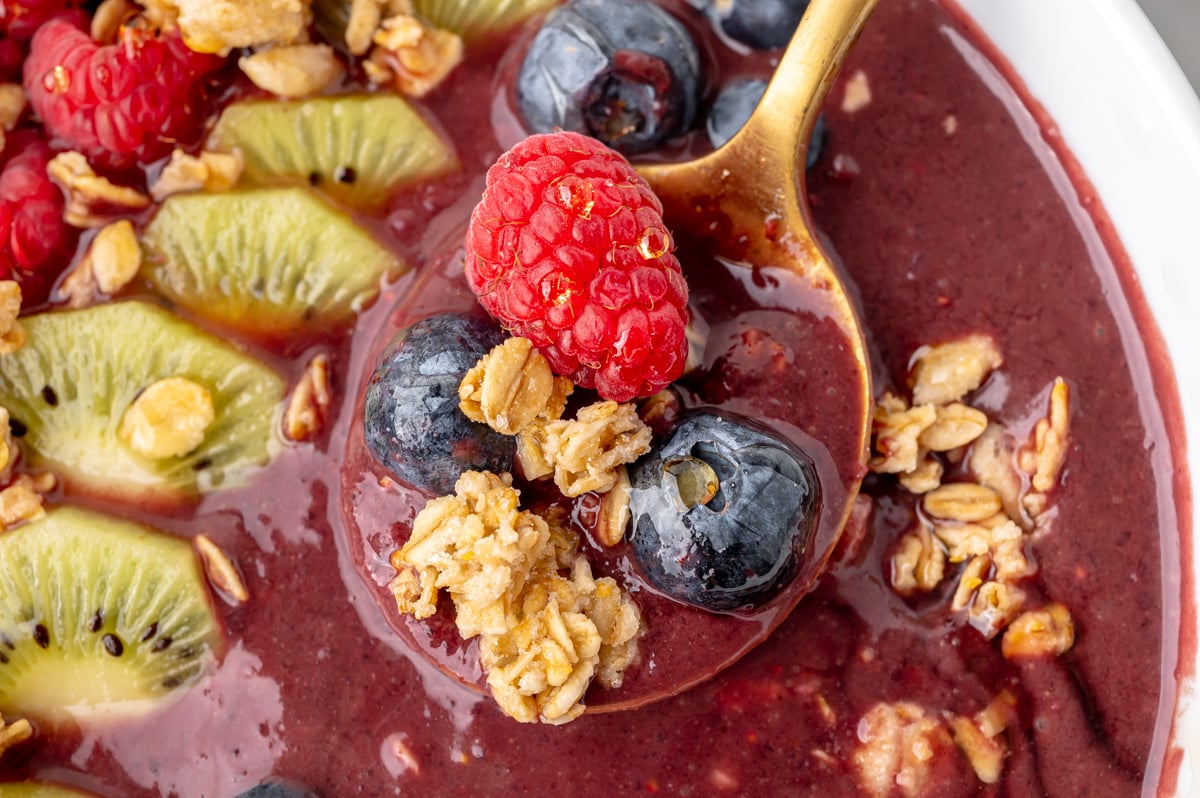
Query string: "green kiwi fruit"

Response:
xmin=413 ymin=0 xmax=560 ymax=41
xmin=314 ymin=0 xmax=558 ymax=45
xmin=0 ymin=301 xmax=283 ymax=499
xmin=207 ymin=94 xmax=458 ymax=208
xmin=0 ymin=507 xmax=222 ymax=723
xmin=140 ymin=187 xmax=404 ymax=336
xmin=0 ymin=784 xmax=100 ymax=798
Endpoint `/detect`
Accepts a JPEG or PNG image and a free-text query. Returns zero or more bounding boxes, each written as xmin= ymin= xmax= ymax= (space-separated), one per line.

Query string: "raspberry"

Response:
xmin=1 ymin=0 xmax=75 ymax=41
xmin=23 ymin=17 xmax=225 ymax=168
xmin=0 ymin=132 xmax=76 ymax=303
xmin=464 ymin=131 xmax=689 ymax=403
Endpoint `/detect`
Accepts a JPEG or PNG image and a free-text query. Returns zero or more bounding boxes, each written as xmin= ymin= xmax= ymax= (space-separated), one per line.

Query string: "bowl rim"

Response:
xmin=950 ymin=0 xmax=1200 ymax=794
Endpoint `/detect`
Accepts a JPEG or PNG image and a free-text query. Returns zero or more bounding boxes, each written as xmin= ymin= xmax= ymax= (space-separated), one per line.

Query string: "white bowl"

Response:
xmin=954 ymin=0 xmax=1200 ymax=794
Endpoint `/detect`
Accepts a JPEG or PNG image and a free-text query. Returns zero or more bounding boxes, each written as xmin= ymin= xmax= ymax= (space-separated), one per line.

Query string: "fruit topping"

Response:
xmin=464 ymin=131 xmax=689 ymax=402
xmin=140 ymin=187 xmax=403 ymax=336
xmin=516 ymin=0 xmax=701 ymax=154
xmin=0 ymin=506 xmax=222 ymax=723
xmin=628 ymin=409 xmax=820 ymax=611
xmin=0 ymin=301 xmax=284 ymax=499
xmin=207 ymin=94 xmax=458 ymax=209
xmin=364 ymin=313 xmax=515 ymax=495
xmin=23 ymin=16 xmax=225 ymax=168
xmin=234 ymin=783 xmax=321 ymax=798
xmin=0 ymin=135 xmax=75 ymax=306
xmin=0 ymin=783 xmax=100 ymax=797
xmin=412 ymin=0 xmax=560 ymax=41
xmin=705 ymin=0 xmax=810 ymax=51
xmin=707 ymin=77 xmax=827 ymax=168
xmin=0 ymin=0 xmax=75 ymax=41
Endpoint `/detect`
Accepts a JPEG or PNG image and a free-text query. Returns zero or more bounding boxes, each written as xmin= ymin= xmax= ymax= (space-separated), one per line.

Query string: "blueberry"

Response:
xmin=235 ymin=783 xmax=319 ymax=798
xmin=363 ymin=313 xmax=514 ymax=495
xmin=516 ymin=0 xmax=702 ymax=154
xmin=708 ymin=0 xmax=811 ymax=50
xmin=707 ymin=77 xmax=826 ymax=168
xmin=628 ymin=410 xmax=820 ymax=611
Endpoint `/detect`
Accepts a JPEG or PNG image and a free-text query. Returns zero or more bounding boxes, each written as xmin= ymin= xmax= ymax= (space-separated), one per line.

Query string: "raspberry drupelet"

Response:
xmin=465 ymin=131 xmax=690 ymax=403
xmin=0 ymin=132 xmax=75 ymax=303
xmin=23 ymin=16 xmax=225 ymax=168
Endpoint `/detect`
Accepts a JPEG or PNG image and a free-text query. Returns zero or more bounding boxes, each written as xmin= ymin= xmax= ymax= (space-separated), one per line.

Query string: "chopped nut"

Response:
xmin=869 ymin=393 xmax=936 ymax=474
xmin=0 ymin=84 xmax=26 ymax=146
xmin=119 ymin=376 xmax=215 ymax=460
xmin=91 ymin=0 xmax=138 ymax=42
xmin=515 ymin=421 xmax=556 ymax=481
xmin=949 ymin=692 xmax=1015 ymax=784
xmin=842 ymin=69 xmax=872 ymax=113
xmin=240 ymin=44 xmax=345 ymax=98
xmin=346 ymin=0 xmax=386 ymax=54
xmin=967 ymin=424 xmax=1027 ymax=527
xmin=543 ymin=401 xmax=652 ymax=497
xmin=0 ymin=281 xmax=24 ymax=354
xmin=989 ymin=520 xmax=1035 ymax=582
xmin=1022 ymin=378 xmax=1071 ymax=494
xmin=1001 ymin=603 xmax=1074 ymax=661
xmin=459 ymin=337 xmax=557 ymax=435
xmin=57 ymin=221 xmax=141 ymax=308
xmin=594 ymin=465 xmax=631 ymax=547
xmin=898 ymin=456 xmax=942 ymax=494
xmin=155 ymin=0 xmax=312 ymax=55
xmin=890 ymin=521 xmax=945 ymax=594
xmin=923 ymin=482 xmax=1003 ymax=523
xmin=951 ymin=555 xmax=989 ymax=611
xmin=194 ymin=533 xmax=249 ymax=603
xmin=918 ymin=403 xmax=987 ymax=452
xmin=0 ymin=714 xmax=32 ymax=760
xmin=150 ymin=148 xmax=244 ymax=201
xmin=0 ymin=475 xmax=46 ymax=530
xmin=909 ymin=334 xmax=1002 ymax=406
xmin=968 ymin=580 xmax=1025 ymax=639
xmin=852 ymin=702 xmax=952 ymax=798
xmin=284 ymin=354 xmax=332 ymax=442
xmin=369 ymin=14 xmax=463 ymax=97
xmin=47 ymin=151 xmax=150 ymax=228
xmin=931 ymin=521 xmax=993 ymax=562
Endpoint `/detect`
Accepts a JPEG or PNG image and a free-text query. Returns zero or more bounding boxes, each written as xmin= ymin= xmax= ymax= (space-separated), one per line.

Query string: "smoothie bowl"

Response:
xmin=0 ymin=0 xmax=1195 ymax=796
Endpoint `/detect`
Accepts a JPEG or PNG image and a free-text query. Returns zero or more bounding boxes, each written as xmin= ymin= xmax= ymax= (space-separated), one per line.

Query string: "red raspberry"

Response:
xmin=1 ymin=0 xmax=74 ymax=41
xmin=465 ymin=131 xmax=690 ymax=403
xmin=0 ymin=133 xmax=76 ymax=304
xmin=23 ymin=17 xmax=225 ymax=168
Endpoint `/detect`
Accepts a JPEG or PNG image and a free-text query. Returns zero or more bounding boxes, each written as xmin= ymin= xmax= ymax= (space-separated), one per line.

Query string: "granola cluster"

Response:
xmin=389 ymin=471 xmax=642 ymax=723
xmin=852 ymin=693 xmax=1016 ymax=796
xmin=873 ymin=335 xmax=1075 ymax=657
xmin=345 ymin=0 xmax=463 ymax=97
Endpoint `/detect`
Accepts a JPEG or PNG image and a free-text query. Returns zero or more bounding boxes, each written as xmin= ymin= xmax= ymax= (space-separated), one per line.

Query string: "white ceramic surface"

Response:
xmin=953 ymin=1 xmax=1200 ymax=795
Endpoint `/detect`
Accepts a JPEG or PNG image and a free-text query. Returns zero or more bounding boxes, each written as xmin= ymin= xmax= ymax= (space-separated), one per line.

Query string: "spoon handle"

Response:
xmin=738 ymin=0 xmax=879 ymax=178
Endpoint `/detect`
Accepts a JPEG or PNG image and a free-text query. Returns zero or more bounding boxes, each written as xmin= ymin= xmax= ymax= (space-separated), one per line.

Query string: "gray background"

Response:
xmin=1137 ymin=0 xmax=1199 ymax=93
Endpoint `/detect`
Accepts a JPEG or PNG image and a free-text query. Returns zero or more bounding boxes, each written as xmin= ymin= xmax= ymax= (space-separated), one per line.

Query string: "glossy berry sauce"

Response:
xmin=4 ymin=1 xmax=1189 ymax=796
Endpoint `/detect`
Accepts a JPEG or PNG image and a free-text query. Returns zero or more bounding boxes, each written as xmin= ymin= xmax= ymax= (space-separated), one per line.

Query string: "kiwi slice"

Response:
xmin=314 ymin=0 xmax=558 ymax=45
xmin=413 ymin=0 xmax=560 ymax=41
xmin=208 ymin=94 xmax=458 ymax=208
xmin=141 ymin=187 xmax=404 ymax=336
xmin=0 ymin=507 xmax=221 ymax=723
xmin=0 ymin=785 xmax=100 ymax=798
xmin=0 ymin=301 xmax=283 ymax=498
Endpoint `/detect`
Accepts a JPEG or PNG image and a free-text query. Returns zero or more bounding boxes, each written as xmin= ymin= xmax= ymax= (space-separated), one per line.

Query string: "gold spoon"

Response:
xmin=584 ymin=0 xmax=879 ymax=711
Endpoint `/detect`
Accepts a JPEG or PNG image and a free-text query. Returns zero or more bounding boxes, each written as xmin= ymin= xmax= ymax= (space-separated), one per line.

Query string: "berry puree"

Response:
xmin=2 ymin=0 xmax=1189 ymax=796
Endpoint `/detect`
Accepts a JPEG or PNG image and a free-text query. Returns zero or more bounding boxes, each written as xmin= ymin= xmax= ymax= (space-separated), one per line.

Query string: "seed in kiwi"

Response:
xmin=0 ymin=507 xmax=222 ymax=724
xmin=140 ymin=187 xmax=404 ymax=336
xmin=0 ymin=784 xmax=102 ymax=798
xmin=314 ymin=0 xmax=557 ymax=45
xmin=207 ymin=94 xmax=458 ymax=208
xmin=0 ymin=301 xmax=283 ymax=499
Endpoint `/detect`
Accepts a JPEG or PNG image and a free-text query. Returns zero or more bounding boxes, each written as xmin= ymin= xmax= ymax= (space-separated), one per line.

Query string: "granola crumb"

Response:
xmin=842 ymin=69 xmax=872 ymax=113
xmin=0 ymin=714 xmax=33 ymax=760
xmin=194 ymin=533 xmax=249 ymax=603
xmin=57 ymin=220 xmax=142 ymax=308
xmin=47 ymin=151 xmax=151 ymax=228
xmin=890 ymin=521 xmax=945 ymax=595
xmin=150 ymin=148 xmax=245 ymax=201
xmin=119 ymin=376 xmax=215 ymax=460
xmin=852 ymin=702 xmax=952 ymax=798
xmin=1001 ymin=603 xmax=1074 ymax=661
xmin=543 ymin=401 xmax=652 ymax=497
xmin=909 ymin=334 xmax=1002 ymax=406
xmin=0 ymin=281 xmax=24 ymax=355
xmin=949 ymin=692 xmax=1015 ymax=784
xmin=459 ymin=337 xmax=562 ymax=435
xmin=284 ymin=354 xmax=332 ymax=442
xmin=239 ymin=44 xmax=345 ymax=98
xmin=0 ymin=475 xmax=46 ymax=530
xmin=368 ymin=13 xmax=463 ymax=98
